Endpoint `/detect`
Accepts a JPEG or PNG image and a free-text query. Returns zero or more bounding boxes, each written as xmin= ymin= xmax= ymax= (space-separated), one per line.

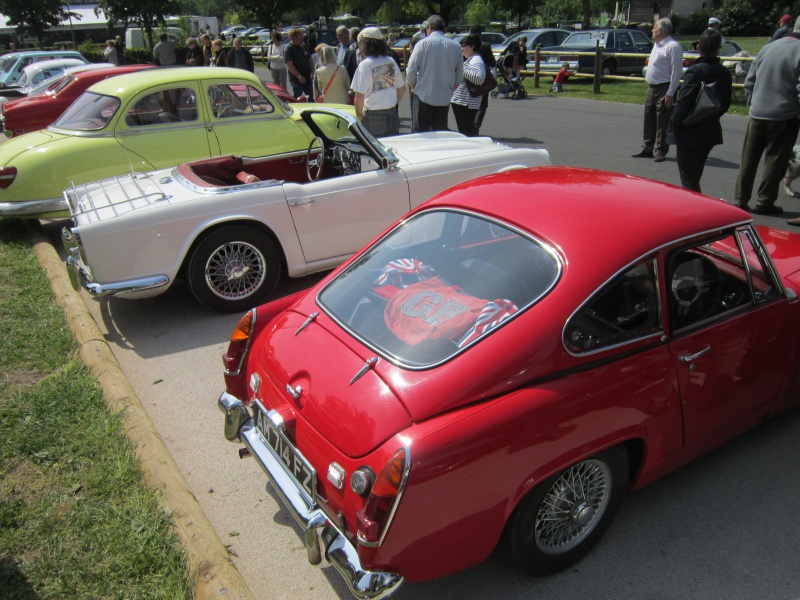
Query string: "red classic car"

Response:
xmin=1 ymin=65 xmax=154 ymax=137
xmin=218 ymin=167 xmax=800 ymax=598
xmin=1 ymin=65 xmax=297 ymax=137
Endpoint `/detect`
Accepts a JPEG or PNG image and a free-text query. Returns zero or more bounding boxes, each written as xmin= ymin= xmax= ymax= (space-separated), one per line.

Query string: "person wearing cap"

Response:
xmin=771 ymin=14 xmax=793 ymax=42
xmin=405 ymin=14 xmax=463 ymax=132
xmin=351 ymin=27 xmax=406 ymax=137
xmin=707 ymin=17 xmax=726 ymax=43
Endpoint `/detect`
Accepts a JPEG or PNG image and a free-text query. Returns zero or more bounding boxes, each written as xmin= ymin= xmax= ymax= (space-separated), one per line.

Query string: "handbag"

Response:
xmin=316 ymin=66 xmax=339 ymax=103
xmin=682 ymin=80 xmax=722 ymax=127
xmin=467 ymin=69 xmax=497 ymax=97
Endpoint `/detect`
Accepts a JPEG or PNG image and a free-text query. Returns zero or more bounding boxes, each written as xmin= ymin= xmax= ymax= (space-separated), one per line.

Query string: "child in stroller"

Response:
xmin=491 ymin=52 xmax=527 ymax=99
xmin=550 ymin=62 xmax=571 ymax=93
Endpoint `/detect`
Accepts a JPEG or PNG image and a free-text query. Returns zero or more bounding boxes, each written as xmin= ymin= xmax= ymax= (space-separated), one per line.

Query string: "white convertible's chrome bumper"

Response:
xmin=61 ymin=226 xmax=169 ymax=297
xmin=0 ymin=197 xmax=68 ymax=218
xmin=218 ymin=391 xmax=404 ymax=600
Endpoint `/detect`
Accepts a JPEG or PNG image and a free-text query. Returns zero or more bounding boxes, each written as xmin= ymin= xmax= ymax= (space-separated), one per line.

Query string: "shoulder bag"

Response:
xmin=682 ymin=79 xmax=722 ymax=127
xmin=316 ymin=66 xmax=339 ymax=103
xmin=467 ymin=69 xmax=497 ymax=97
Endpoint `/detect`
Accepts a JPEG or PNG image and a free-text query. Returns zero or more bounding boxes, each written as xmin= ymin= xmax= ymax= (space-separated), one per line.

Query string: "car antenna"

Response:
xmin=118 ymin=132 xmax=137 ymax=175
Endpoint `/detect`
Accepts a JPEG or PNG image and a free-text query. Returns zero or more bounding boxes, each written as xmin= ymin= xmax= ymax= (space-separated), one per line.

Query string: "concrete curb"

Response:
xmin=28 ymin=221 xmax=255 ymax=600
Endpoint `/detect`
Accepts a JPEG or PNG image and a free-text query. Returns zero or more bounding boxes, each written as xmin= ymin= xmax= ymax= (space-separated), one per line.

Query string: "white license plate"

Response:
xmin=548 ymin=56 xmax=558 ymax=63
xmin=256 ymin=408 xmax=316 ymax=499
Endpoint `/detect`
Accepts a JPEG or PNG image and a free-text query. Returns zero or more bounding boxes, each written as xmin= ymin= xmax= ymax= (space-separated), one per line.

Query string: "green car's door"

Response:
xmin=202 ymin=82 xmax=312 ymax=157
xmin=114 ymin=84 xmax=213 ymax=170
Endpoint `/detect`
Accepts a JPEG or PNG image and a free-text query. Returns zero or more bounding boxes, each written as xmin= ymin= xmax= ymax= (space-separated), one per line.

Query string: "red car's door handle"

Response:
xmin=679 ymin=345 xmax=711 ymax=363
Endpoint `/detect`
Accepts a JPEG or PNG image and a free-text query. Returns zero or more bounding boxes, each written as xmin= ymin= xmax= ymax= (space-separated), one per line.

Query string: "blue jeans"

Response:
xmin=290 ymin=77 xmax=313 ymax=99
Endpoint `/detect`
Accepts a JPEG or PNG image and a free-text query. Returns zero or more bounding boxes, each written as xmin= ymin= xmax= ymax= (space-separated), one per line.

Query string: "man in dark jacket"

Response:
xmin=228 ymin=37 xmax=254 ymax=72
xmin=666 ymin=29 xmax=732 ymax=193
xmin=343 ymin=27 xmax=361 ymax=80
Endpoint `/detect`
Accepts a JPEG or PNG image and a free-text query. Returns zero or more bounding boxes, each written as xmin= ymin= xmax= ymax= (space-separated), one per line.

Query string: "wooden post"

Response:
xmin=593 ymin=40 xmax=602 ymax=94
xmin=534 ymin=44 xmax=541 ymax=89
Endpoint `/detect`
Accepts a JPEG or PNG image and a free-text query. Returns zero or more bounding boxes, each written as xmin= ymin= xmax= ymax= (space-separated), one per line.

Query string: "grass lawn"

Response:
xmin=0 ymin=218 xmax=192 ymax=599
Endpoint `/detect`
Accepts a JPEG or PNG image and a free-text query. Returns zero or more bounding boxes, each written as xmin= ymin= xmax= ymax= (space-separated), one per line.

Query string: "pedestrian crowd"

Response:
xmin=630 ymin=14 xmax=800 ymax=227
xmin=141 ymin=16 xmax=800 ymax=224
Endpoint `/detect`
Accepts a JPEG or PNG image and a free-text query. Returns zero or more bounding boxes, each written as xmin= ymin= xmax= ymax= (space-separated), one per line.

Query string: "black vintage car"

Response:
xmin=538 ymin=29 xmax=653 ymax=75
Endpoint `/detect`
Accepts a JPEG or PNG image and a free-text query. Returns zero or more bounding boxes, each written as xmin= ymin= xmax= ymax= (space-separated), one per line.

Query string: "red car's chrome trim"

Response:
xmin=218 ymin=390 xmax=405 ymax=599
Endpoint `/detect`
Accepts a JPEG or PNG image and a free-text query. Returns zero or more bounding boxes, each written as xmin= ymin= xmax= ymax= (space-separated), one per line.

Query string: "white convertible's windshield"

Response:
xmin=319 ymin=209 xmax=561 ymax=368
xmin=52 ymin=92 xmax=120 ymax=131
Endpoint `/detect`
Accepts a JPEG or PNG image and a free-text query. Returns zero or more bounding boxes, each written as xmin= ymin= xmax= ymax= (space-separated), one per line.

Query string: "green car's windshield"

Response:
xmin=52 ymin=92 xmax=120 ymax=131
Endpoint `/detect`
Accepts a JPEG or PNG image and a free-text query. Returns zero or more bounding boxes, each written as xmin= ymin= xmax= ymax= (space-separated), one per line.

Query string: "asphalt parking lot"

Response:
xmin=39 ymin=81 xmax=800 ymax=600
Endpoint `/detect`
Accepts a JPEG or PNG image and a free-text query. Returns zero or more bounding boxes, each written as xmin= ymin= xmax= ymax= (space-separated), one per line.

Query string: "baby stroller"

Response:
xmin=491 ymin=53 xmax=527 ymax=100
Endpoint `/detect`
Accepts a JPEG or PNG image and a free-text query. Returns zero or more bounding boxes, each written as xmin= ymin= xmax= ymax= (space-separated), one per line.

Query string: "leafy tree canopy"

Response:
xmin=95 ymin=0 xmax=182 ymax=47
xmin=0 ymin=0 xmax=80 ymax=46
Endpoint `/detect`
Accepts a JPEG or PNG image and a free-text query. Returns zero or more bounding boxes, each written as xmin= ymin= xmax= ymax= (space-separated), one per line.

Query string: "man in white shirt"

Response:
xmin=633 ymin=18 xmax=683 ymax=162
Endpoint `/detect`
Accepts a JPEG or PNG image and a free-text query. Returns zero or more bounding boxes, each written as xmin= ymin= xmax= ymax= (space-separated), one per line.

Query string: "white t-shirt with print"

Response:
xmin=352 ymin=55 xmax=405 ymax=111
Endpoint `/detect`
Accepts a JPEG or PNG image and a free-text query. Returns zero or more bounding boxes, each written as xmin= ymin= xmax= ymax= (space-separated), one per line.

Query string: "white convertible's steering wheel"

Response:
xmin=306 ymin=136 xmax=325 ymax=182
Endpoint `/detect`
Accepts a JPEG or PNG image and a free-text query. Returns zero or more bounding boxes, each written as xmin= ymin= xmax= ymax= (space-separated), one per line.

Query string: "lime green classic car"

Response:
xmin=0 ymin=68 xmax=350 ymax=219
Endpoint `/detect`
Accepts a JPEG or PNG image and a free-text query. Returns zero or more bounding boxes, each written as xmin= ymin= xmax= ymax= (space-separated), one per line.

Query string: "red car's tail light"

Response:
xmin=222 ymin=309 xmax=256 ymax=399
xmin=0 ymin=166 xmax=17 ymax=189
xmin=356 ymin=447 xmax=410 ymax=546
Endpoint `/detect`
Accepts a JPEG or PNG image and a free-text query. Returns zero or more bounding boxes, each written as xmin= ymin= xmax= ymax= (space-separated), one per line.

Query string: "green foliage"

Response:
xmin=236 ymin=0 xmax=291 ymax=30
xmin=0 ymin=0 xmax=79 ymax=46
xmin=669 ymin=7 xmax=711 ymax=35
xmin=718 ymin=0 xmax=773 ymax=36
xmin=377 ymin=3 xmax=407 ymax=25
xmin=464 ymin=0 xmax=494 ymax=26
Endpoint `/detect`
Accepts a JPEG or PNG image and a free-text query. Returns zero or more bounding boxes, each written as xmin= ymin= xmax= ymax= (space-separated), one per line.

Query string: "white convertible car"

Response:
xmin=62 ymin=108 xmax=551 ymax=312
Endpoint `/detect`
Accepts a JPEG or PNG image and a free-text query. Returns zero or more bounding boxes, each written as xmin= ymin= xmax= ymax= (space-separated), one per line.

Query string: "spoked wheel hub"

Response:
xmin=534 ymin=459 xmax=611 ymax=555
xmin=205 ymin=240 xmax=266 ymax=300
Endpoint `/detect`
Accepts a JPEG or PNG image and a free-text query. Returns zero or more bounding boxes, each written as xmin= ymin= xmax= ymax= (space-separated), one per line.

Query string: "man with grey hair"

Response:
xmin=735 ymin=17 xmax=800 ymax=218
xmin=633 ymin=18 xmax=682 ymax=162
xmin=405 ymin=15 xmax=463 ymax=132
xmin=344 ymin=27 xmax=361 ymax=79
xmin=336 ymin=25 xmax=350 ymax=64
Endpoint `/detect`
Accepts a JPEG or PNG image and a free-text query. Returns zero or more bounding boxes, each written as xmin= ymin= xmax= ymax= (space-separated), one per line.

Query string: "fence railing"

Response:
xmin=519 ymin=43 xmax=754 ymax=92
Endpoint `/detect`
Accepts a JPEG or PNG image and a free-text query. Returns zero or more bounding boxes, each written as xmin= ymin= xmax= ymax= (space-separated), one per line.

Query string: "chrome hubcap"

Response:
xmin=205 ymin=241 xmax=265 ymax=300
xmin=534 ymin=459 xmax=611 ymax=555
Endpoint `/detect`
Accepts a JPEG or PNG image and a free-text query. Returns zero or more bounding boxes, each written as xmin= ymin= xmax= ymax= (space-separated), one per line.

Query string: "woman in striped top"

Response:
xmin=450 ymin=35 xmax=486 ymax=137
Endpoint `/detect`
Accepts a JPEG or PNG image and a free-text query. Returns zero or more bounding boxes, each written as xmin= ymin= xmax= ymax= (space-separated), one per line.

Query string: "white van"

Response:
xmin=0 ymin=50 xmax=89 ymax=88
xmin=125 ymin=27 xmax=183 ymax=49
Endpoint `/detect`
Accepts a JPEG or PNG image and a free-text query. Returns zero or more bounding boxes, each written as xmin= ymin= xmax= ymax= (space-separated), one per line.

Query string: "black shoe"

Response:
xmin=753 ymin=204 xmax=783 ymax=215
xmin=632 ymin=149 xmax=653 ymax=158
xmin=733 ymin=202 xmax=749 ymax=211
xmin=653 ymin=153 xmax=666 ymax=163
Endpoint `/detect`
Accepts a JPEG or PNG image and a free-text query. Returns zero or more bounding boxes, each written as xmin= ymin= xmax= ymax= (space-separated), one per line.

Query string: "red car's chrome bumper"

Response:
xmin=218 ymin=390 xmax=404 ymax=599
